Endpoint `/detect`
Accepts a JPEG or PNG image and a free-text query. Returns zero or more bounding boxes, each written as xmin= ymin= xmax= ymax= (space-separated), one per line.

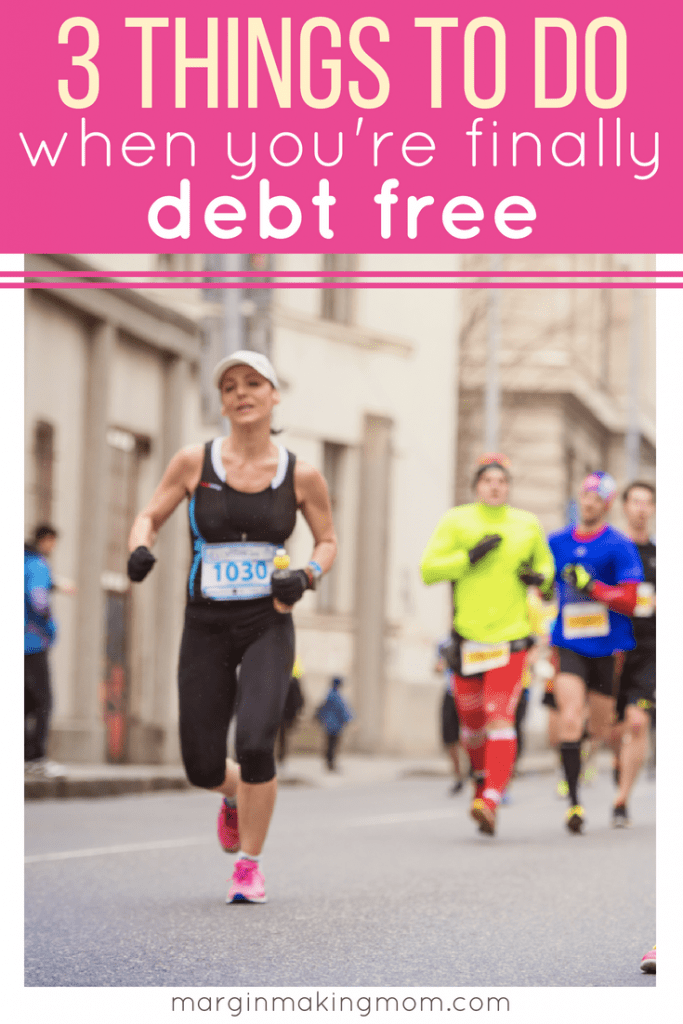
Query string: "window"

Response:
xmin=104 ymin=428 xmax=151 ymax=579
xmin=599 ymin=289 xmax=611 ymax=389
xmin=156 ymin=253 xmax=195 ymax=273
xmin=34 ymin=421 xmax=54 ymax=524
xmin=320 ymin=254 xmax=356 ymax=325
xmin=199 ymin=254 xmax=273 ymax=423
xmin=317 ymin=441 xmax=346 ymax=613
xmin=102 ymin=427 xmax=151 ymax=763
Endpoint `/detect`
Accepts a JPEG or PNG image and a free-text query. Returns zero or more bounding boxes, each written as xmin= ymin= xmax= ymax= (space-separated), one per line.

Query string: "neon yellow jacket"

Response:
xmin=420 ymin=503 xmax=555 ymax=643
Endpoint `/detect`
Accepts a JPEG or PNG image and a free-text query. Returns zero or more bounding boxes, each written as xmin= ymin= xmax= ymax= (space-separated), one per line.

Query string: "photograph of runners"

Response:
xmin=24 ymin=252 xmax=656 ymax=991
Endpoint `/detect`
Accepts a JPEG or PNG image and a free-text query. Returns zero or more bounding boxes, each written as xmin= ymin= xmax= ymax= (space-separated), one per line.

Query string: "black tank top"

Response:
xmin=187 ymin=439 xmax=298 ymax=604
xmin=633 ymin=540 xmax=656 ymax=644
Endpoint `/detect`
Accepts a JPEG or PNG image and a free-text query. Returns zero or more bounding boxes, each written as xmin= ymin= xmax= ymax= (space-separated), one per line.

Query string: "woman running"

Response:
xmin=127 ymin=350 xmax=337 ymax=903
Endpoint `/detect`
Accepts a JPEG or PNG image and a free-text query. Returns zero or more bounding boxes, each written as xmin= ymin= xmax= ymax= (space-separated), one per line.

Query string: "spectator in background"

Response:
xmin=316 ymin=677 xmax=354 ymax=771
xmin=24 ymin=526 xmax=64 ymax=778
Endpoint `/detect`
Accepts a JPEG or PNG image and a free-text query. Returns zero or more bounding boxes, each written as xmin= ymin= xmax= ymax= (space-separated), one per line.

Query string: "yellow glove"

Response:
xmin=561 ymin=563 xmax=593 ymax=593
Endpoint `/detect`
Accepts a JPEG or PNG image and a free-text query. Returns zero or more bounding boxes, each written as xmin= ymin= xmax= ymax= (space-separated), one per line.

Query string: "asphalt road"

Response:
xmin=25 ymin=766 xmax=655 ymax=989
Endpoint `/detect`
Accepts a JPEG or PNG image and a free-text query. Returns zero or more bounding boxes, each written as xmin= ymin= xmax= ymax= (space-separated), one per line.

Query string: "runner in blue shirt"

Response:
xmin=549 ymin=472 xmax=643 ymax=834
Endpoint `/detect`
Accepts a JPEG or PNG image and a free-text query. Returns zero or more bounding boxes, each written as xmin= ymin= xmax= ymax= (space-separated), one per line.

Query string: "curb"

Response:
xmin=24 ymin=750 xmax=564 ymax=800
xmin=24 ymin=774 xmax=192 ymax=801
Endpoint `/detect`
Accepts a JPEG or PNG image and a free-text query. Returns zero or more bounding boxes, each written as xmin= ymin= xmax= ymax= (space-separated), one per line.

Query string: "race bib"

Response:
xmin=460 ymin=640 xmax=511 ymax=676
xmin=634 ymin=582 xmax=655 ymax=618
xmin=562 ymin=601 xmax=609 ymax=639
xmin=200 ymin=541 xmax=276 ymax=601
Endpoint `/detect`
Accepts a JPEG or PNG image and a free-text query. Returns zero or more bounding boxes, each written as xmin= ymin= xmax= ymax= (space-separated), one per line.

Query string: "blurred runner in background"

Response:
xmin=276 ymin=657 xmax=306 ymax=766
xmin=548 ymin=472 xmax=643 ymax=835
xmin=421 ymin=454 xmax=554 ymax=836
xmin=436 ymin=637 xmax=466 ymax=795
xmin=610 ymin=482 xmax=656 ymax=827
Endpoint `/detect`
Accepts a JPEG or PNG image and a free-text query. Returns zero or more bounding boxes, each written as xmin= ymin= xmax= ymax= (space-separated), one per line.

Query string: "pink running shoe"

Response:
xmin=640 ymin=946 xmax=656 ymax=974
xmin=227 ymin=858 xmax=267 ymax=904
xmin=217 ymin=799 xmax=239 ymax=853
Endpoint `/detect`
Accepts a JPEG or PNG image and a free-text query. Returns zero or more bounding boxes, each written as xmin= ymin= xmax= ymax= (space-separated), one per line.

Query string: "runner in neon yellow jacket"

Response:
xmin=420 ymin=454 xmax=554 ymax=837
xmin=421 ymin=501 xmax=555 ymax=642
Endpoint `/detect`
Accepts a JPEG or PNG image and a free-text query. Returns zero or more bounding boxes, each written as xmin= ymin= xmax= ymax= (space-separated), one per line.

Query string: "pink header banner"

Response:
xmin=1 ymin=1 xmax=679 ymax=253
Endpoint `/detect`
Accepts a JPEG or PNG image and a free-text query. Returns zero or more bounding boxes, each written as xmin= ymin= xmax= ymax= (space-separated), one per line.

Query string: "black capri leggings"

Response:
xmin=178 ymin=600 xmax=295 ymax=788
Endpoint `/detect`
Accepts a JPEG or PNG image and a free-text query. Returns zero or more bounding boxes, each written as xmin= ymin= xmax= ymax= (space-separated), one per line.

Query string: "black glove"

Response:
xmin=518 ymin=562 xmax=545 ymax=587
xmin=271 ymin=568 xmax=310 ymax=605
xmin=127 ymin=546 xmax=157 ymax=582
xmin=468 ymin=534 xmax=502 ymax=566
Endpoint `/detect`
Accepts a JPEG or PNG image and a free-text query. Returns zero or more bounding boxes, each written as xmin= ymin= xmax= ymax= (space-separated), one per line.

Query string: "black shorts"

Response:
xmin=541 ymin=688 xmax=557 ymax=710
xmin=178 ymin=598 xmax=295 ymax=788
xmin=554 ymin=646 xmax=618 ymax=698
xmin=441 ymin=688 xmax=460 ymax=745
xmin=616 ymin=643 xmax=656 ymax=720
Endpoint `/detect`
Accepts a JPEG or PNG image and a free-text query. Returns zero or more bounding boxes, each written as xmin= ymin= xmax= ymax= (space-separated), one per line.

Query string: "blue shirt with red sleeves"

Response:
xmin=549 ymin=524 xmax=643 ymax=656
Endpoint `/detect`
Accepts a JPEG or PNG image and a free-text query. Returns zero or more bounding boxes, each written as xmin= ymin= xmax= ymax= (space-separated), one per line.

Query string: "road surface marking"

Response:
xmin=347 ymin=808 xmax=456 ymax=827
xmin=27 ymin=809 xmax=460 ymax=863
xmin=25 ymin=836 xmax=210 ymax=864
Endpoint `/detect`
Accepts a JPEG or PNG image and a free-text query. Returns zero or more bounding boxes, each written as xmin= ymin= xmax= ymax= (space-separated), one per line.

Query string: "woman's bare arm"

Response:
xmin=128 ymin=445 xmax=203 ymax=551
xmin=294 ymin=461 xmax=338 ymax=573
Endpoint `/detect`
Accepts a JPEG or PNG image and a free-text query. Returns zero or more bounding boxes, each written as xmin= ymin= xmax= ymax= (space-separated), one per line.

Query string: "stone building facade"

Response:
xmin=25 ymin=253 xmax=209 ymax=764
xmin=24 ymin=252 xmax=655 ymax=764
xmin=24 ymin=252 xmax=461 ymax=762
xmin=454 ymin=254 xmax=655 ymax=534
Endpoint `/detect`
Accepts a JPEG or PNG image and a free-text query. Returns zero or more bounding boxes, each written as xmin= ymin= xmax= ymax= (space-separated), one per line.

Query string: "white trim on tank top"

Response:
xmin=211 ymin=437 xmax=288 ymax=490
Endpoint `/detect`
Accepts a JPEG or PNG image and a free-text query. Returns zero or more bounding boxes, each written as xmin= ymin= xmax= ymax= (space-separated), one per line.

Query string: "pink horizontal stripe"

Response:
xmin=0 ymin=269 xmax=676 ymax=279
xmin=2 ymin=281 xmax=680 ymax=290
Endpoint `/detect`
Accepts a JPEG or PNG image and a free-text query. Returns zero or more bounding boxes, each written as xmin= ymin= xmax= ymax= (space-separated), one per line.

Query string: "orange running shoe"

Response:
xmin=470 ymin=798 xmax=496 ymax=835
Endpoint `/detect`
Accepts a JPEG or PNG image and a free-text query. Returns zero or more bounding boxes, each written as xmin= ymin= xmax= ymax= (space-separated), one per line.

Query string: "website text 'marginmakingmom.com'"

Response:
xmin=170 ymin=991 xmax=512 ymax=1016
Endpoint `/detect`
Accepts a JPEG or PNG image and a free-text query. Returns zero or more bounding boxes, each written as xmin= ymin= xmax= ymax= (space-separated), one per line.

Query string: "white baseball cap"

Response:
xmin=212 ymin=350 xmax=279 ymax=390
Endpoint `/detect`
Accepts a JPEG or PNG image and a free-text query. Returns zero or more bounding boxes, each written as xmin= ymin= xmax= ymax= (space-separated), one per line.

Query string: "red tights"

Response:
xmin=452 ymin=650 xmax=526 ymax=811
